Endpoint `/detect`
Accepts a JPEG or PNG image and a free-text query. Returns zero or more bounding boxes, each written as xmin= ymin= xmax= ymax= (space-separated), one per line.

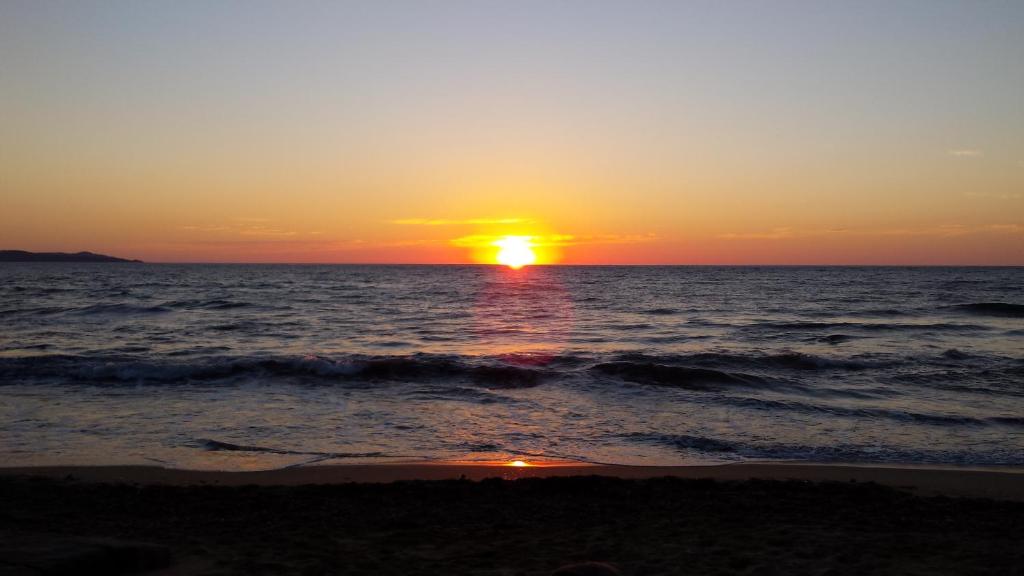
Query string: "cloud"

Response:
xmin=982 ymin=223 xmax=1024 ymax=234
xmin=717 ymin=227 xmax=798 ymax=240
xmin=718 ymin=224 xmax=1022 ymax=241
xmin=180 ymin=225 xmax=231 ymax=232
xmin=389 ymin=218 xmax=530 ymax=226
xmin=552 ymin=233 xmax=658 ymax=246
xmin=716 ymin=227 xmax=851 ymax=240
xmin=449 ymin=233 xmax=656 ymax=248
xmin=948 ymin=149 xmax=983 ymax=157
xmin=180 ymin=219 xmax=309 ymax=238
xmin=236 ymin=227 xmax=297 ymax=237
xmin=167 ymin=239 xmax=344 ymax=247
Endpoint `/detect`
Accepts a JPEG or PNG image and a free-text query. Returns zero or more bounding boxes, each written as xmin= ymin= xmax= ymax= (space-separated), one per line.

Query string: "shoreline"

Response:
xmin=4 ymin=460 xmax=1023 ymax=500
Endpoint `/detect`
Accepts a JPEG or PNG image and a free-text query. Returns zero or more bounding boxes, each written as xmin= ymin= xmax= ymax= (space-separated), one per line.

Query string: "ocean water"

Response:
xmin=0 ymin=264 xmax=1021 ymax=471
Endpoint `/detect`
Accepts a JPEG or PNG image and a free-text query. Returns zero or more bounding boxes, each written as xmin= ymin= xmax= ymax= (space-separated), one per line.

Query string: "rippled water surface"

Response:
xmin=1 ymin=264 xmax=1021 ymax=470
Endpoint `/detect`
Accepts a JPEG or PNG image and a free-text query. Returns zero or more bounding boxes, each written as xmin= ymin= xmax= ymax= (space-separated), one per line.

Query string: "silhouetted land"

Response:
xmin=1 ymin=475 xmax=1022 ymax=575
xmin=0 ymin=250 xmax=141 ymax=263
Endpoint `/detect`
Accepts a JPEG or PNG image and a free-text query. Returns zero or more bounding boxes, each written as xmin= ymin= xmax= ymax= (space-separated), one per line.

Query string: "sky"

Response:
xmin=1 ymin=0 xmax=1022 ymax=265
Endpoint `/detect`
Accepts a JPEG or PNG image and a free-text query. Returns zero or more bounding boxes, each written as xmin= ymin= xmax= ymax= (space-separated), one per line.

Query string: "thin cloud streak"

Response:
xmin=180 ymin=218 xmax=313 ymax=238
xmin=449 ymin=233 xmax=656 ymax=248
xmin=718 ymin=224 xmax=1022 ymax=240
xmin=948 ymin=149 xmax=983 ymax=157
xmin=389 ymin=218 xmax=531 ymax=226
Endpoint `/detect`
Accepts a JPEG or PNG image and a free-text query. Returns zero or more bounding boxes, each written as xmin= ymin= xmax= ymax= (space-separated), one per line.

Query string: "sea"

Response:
xmin=1 ymin=264 xmax=1021 ymax=471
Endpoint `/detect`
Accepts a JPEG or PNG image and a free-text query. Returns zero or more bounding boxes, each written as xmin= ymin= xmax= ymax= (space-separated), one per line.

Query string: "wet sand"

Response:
xmin=2 ymin=463 xmax=1023 ymax=575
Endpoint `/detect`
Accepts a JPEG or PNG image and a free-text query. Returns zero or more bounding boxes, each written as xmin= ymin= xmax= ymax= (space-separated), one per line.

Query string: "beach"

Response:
xmin=2 ymin=462 xmax=1023 ymax=575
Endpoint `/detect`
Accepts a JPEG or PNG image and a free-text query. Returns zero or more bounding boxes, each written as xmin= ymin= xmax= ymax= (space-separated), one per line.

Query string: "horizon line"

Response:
xmin=40 ymin=261 xmax=1024 ymax=267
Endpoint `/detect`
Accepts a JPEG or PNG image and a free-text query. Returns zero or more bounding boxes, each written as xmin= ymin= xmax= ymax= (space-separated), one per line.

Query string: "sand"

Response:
xmin=2 ymin=462 xmax=1023 ymax=575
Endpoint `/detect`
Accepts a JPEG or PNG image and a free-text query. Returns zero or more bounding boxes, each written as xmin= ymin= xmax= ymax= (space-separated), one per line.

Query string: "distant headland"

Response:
xmin=0 ymin=250 xmax=142 ymax=263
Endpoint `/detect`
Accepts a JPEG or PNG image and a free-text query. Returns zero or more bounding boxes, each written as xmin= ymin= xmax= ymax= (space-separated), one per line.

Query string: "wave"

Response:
xmin=343 ymin=357 xmax=546 ymax=388
xmin=626 ymin=432 xmax=1024 ymax=465
xmin=948 ymin=302 xmax=1024 ymax=318
xmin=892 ymin=369 xmax=1024 ymax=398
xmin=197 ymin=438 xmax=384 ymax=458
xmin=6 ymin=299 xmax=271 ymax=317
xmin=406 ymin=385 xmax=510 ymax=404
xmin=72 ymin=303 xmax=173 ymax=316
xmin=592 ymin=361 xmax=765 ymax=390
xmin=817 ymin=334 xmax=858 ymax=345
xmin=0 ymin=306 xmax=68 ymax=317
xmin=3 ymin=349 xmax=1021 ymax=432
xmin=990 ymin=416 xmax=1024 ymax=427
xmin=611 ymin=351 xmax=893 ymax=372
xmin=0 ymin=342 xmax=52 ymax=352
xmin=0 ymin=353 xmax=549 ymax=389
xmin=165 ymin=299 xmax=257 ymax=310
xmin=0 ymin=349 xmax=952 ymax=387
xmin=719 ymin=394 xmax=1022 ymax=427
xmin=2 ymin=304 xmax=173 ymax=317
xmin=642 ymin=308 xmax=678 ymax=316
xmin=621 ymin=433 xmax=737 ymax=453
xmin=847 ymin=308 xmax=911 ymax=317
xmin=4 ymin=348 xmax=1018 ymax=390
xmin=940 ymin=348 xmax=971 ymax=360
xmin=209 ymin=322 xmax=260 ymax=332
xmin=750 ymin=320 xmax=991 ymax=332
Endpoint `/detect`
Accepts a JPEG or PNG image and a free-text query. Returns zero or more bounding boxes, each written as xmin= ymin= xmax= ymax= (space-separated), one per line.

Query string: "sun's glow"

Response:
xmin=494 ymin=236 xmax=537 ymax=269
xmin=508 ymin=460 xmax=530 ymax=467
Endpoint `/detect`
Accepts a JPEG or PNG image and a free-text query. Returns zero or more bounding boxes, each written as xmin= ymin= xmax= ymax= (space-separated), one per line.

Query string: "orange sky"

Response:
xmin=2 ymin=2 xmax=1022 ymax=265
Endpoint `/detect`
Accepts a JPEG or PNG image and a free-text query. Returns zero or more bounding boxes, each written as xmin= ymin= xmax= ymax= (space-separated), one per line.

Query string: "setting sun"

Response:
xmin=494 ymin=236 xmax=537 ymax=269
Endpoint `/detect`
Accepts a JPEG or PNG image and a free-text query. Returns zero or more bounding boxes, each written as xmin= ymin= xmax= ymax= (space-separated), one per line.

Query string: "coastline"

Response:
xmin=4 ymin=460 xmax=1023 ymax=500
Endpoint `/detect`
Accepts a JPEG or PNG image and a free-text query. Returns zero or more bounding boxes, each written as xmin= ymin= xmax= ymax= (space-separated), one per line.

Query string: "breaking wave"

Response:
xmin=197 ymin=438 xmax=385 ymax=458
xmin=948 ymin=302 xmax=1024 ymax=318
xmin=592 ymin=361 xmax=765 ymax=390
xmin=0 ymin=353 xmax=550 ymax=389
xmin=626 ymin=432 xmax=1024 ymax=466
